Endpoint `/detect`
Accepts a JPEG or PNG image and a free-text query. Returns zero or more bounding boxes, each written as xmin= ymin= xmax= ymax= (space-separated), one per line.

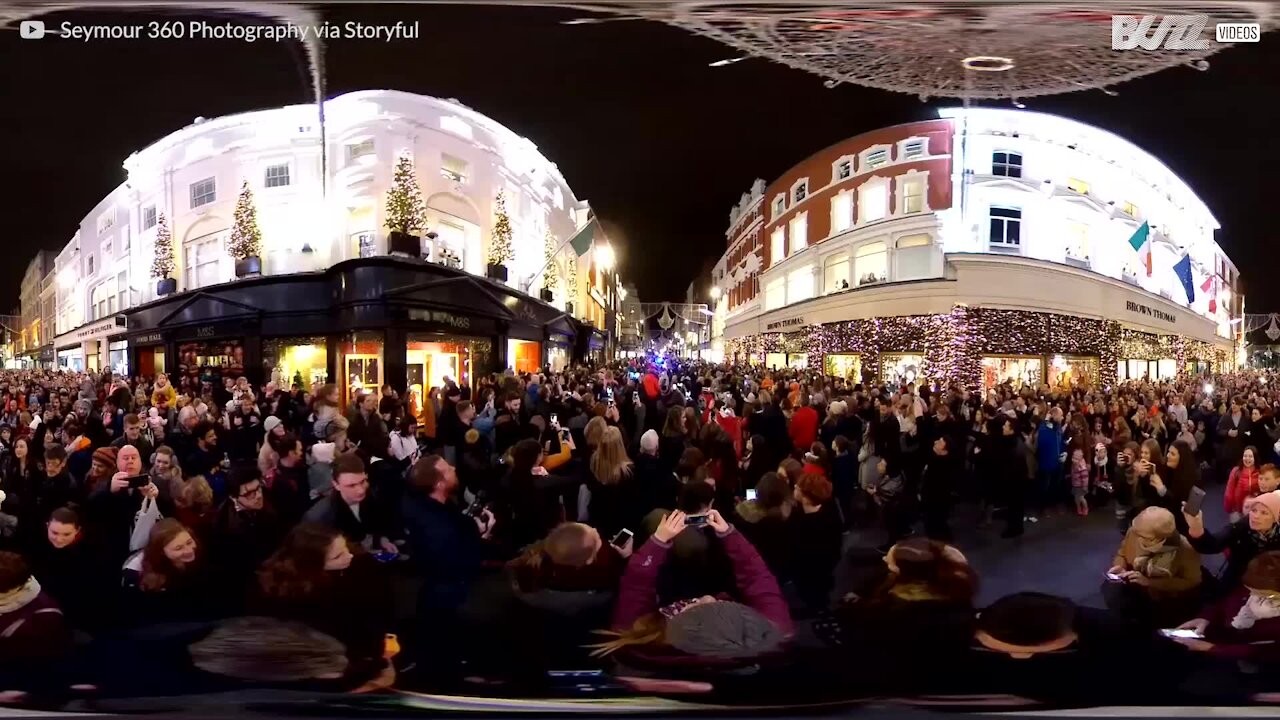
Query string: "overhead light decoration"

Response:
xmin=962 ymin=56 xmax=1015 ymax=72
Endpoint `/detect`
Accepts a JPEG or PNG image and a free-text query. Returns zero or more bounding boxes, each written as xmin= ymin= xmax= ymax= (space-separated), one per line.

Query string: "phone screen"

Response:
xmin=126 ymin=474 xmax=151 ymax=489
xmin=684 ymin=514 xmax=709 ymax=527
xmin=1160 ymin=629 xmax=1203 ymax=639
xmin=550 ymin=413 xmax=558 ymax=426
xmin=610 ymin=529 xmax=633 ymax=548
xmin=746 ymin=489 xmax=758 ymax=501
xmin=1105 ymin=573 xmax=1123 ymax=582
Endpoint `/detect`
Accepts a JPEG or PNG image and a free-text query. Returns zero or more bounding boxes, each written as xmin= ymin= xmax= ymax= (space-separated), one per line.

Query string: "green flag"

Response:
xmin=568 ymin=221 xmax=595 ymax=257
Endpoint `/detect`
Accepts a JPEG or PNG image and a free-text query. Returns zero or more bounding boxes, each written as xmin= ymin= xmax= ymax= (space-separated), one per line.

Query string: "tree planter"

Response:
xmin=486 ymin=263 xmax=509 ymax=282
xmin=156 ymin=277 xmax=177 ymax=296
xmin=539 ymin=288 xmax=555 ymax=302
xmin=388 ymin=231 xmax=420 ymax=257
xmin=565 ymin=301 xmax=574 ymax=316
xmin=234 ymin=256 xmax=262 ymax=278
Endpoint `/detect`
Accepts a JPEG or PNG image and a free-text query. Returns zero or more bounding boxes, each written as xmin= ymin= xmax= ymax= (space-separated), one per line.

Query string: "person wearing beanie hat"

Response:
xmin=593 ymin=509 xmax=792 ymax=667
xmin=263 ymin=416 xmax=283 ymax=436
xmin=1171 ymin=551 xmax=1280 ymax=664
xmin=85 ymin=446 xmax=120 ymax=493
xmin=1185 ymin=490 xmax=1280 ymax=592
xmin=1104 ymin=506 xmax=1202 ymax=627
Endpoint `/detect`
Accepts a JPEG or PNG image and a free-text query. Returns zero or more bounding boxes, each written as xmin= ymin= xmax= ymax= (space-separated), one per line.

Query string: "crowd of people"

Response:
xmin=0 ymin=360 xmax=1279 ymax=706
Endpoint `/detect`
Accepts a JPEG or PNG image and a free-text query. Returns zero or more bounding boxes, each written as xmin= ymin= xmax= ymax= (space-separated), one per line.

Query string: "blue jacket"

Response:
xmin=402 ymin=492 xmax=483 ymax=612
xmin=1035 ymin=421 xmax=1064 ymax=472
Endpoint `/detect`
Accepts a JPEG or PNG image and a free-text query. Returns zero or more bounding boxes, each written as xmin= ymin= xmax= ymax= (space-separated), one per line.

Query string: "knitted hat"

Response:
xmin=1242 ymin=551 xmax=1280 ymax=593
xmin=640 ymin=429 xmax=659 ymax=454
xmin=263 ymin=416 xmax=282 ymax=434
xmin=92 ymin=446 xmax=118 ymax=468
xmin=664 ymin=601 xmax=784 ymax=659
xmin=1245 ymin=491 xmax=1280 ymax=520
xmin=1131 ymin=506 xmax=1175 ymax=539
xmin=828 ymin=400 xmax=847 ymax=416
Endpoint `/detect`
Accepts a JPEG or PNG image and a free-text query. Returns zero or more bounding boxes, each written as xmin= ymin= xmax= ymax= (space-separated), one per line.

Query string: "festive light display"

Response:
xmin=150 ymin=212 xmax=174 ymax=280
xmin=227 ymin=181 xmax=262 ymax=260
xmin=542 ymin=227 xmax=557 ymax=292
xmin=727 ymin=306 xmax=1230 ymax=386
xmin=385 ymin=155 xmax=427 ymax=235
xmin=488 ymin=191 xmax=514 ymax=266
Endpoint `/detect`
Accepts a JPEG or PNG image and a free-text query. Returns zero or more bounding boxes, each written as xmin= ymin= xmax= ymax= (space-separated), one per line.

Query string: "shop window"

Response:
xmin=405 ymin=334 xmax=493 ymax=417
xmin=507 ymin=339 xmax=541 ymax=374
xmin=787 ymin=266 xmax=813 ymax=304
xmin=858 ymin=180 xmax=888 ymax=223
xmin=1048 ymin=354 xmax=1099 ymax=389
xmin=764 ymin=276 xmax=786 ymax=310
xmin=824 ymin=254 xmax=850 ymax=294
xmin=855 ymin=241 xmax=887 ymax=286
xmin=263 ymin=337 xmax=329 ymax=389
xmin=339 ymin=332 xmax=384 ymax=409
xmin=981 ymin=356 xmax=1043 ymax=390
xmin=177 ymin=340 xmax=246 ymax=390
xmin=787 ymin=353 xmax=808 ymax=370
xmin=824 ymin=353 xmax=862 ymax=380
xmin=992 ymin=151 xmax=1022 ymax=178
xmin=1157 ymin=358 xmax=1176 ymax=380
xmin=765 ymin=352 xmax=786 ymax=370
xmin=880 ymin=353 xmax=925 ymax=385
xmin=831 ymin=191 xmax=853 ymax=234
xmin=789 ymin=213 xmax=808 ymax=254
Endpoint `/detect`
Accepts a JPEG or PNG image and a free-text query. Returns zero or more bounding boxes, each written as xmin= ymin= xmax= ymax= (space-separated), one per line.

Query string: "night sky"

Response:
xmin=2 ymin=4 xmax=1277 ymax=311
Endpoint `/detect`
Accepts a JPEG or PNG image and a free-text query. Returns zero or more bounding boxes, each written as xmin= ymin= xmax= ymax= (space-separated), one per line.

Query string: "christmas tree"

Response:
xmin=542 ymin=228 xmax=557 ymax=291
xmin=293 ymin=370 xmax=304 ymax=389
xmin=488 ymin=191 xmax=514 ymax=266
xmin=150 ymin=212 xmax=175 ymax=279
xmin=227 ymin=181 xmax=263 ymax=260
xmin=385 ymin=155 xmax=427 ymax=235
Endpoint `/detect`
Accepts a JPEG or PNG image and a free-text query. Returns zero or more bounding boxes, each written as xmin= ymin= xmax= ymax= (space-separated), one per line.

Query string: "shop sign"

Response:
xmin=56 ymin=316 xmax=126 ymax=346
xmin=1125 ymin=301 xmax=1176 ymax=325
xmin=174 ymin=320 xmax=251 ymax=341
xmin=765 ymin=316 xmax=806 ymax=331
xmin=408 ymin=309 xmax=472 ymax=329
xmin=548 ymin=333 xmax=572 ymax=345
xmin=134 ymin=332 xmax=164 ymax=346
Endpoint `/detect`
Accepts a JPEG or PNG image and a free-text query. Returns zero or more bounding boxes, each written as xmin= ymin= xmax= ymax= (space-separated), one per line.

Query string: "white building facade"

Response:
xmin=45 ymin=90 xmax=601 ymax=374
xmin=720 ymin=109 xmax=1241 ymax=388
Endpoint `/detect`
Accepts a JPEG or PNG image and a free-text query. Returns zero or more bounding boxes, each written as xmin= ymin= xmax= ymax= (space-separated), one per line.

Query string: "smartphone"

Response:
xmin=684 ymin=514 xmax=709 ymax=527
xmin=1184 ymin=486 xmax=1207 ymax=517
xmin=126 ymin=474 xmax=150 ymax=489
xmin=746 ymin=489 xmax=758 ymax=501
xmin=372 ymin=551 xmax=398 ymax=563
xmin=1105 ymin=573 xmax=1124 ymax=582
xmin=1160 ymin=629 xmax=1204 ymax=639
xmin=549 ymin=413 xmax=559 ymax=428
xmin=610 ymin=528 xmax=633 ymax=548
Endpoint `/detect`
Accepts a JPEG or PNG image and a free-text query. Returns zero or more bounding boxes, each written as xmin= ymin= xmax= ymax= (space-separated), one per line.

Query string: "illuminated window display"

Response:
xmin=787 ymin=353 xmax=808 ymax=370
xmin=880 ymin=353 xmax=925 ymax=385
xmin=824 ymin=353 xmax=862 ymax=381
xmin=981 ymin=355 xmax=1043 ymax=390
xmin=263 ymin=337 xmax=328 ymax=389
xmin=506 ymin=339 xmax=542 ymax=374
xmin=339 ymin=333 xmax=383 ymax=408
xmin=405 ymin=334 xmax=492 ymax=424
xmin=178 ymin=340 xmax=245 ymax=389
xmin=765 ymin=352 xmax=787 ymax=370
xmin=1048 ymin=354 xmax=1099 ymax=388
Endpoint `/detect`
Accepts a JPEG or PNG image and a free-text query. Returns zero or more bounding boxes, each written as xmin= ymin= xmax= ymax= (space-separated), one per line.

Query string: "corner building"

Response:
xmin=718 ymin=108 xmax=1240 ymax=389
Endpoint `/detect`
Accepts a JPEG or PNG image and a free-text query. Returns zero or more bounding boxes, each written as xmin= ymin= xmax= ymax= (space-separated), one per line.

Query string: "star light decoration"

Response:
xmin=551 ymin=1 xmax=1276 ymax=99
xmin=727 ymin=307 xmax=1229 ymax=386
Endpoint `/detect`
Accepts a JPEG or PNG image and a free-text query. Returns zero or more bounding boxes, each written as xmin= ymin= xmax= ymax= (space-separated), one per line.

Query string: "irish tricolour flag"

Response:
xmin=1128 ymin=221 xmax=1152 ymax=276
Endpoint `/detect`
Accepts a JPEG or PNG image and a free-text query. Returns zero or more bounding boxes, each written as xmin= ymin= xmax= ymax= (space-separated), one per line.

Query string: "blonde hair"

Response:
xmin=589 ymin=613 xmax=667 ymax=657
xmin=589 ymin=426 xmax=633 ymax=485
xmin=176 ymin=475 xmax=214 ymax=513
xmin=584 ymin=416 xmax=608 ymax=449
xmin=509 ymin=522 xmax=597 ymax=592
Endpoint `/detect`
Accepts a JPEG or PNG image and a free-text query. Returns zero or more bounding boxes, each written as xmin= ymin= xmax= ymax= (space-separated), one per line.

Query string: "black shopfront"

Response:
xmin=123 ymin=257 xmax=579 ymax=406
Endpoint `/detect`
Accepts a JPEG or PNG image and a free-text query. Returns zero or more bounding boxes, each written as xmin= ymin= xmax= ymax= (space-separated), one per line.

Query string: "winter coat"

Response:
xmin=1225 ymin=466 xmax=1261 ymax=515
xmin=1035 ymin=421 xmax=1064 ymax=472
xmin=1188 ymin=520 xmax=1280 ymax=590
xmin=402 ymin=493 xmax=484 ymax=611
xmin=1111 ymin=530 xmax=1202 ymax=600
xmin=787 ymin=504 xmax=842 ymax=608
xmin=789 ymin=406 xmax=819 ymax=453
xmin=733 ymin=501 xmax=792 ymax=581
xmin=1198 ymin=586 xmax=1280 ymax=663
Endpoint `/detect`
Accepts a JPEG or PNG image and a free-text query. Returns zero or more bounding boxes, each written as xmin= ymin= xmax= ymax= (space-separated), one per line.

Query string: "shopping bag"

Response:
xmin=128 ymin=496 xmax=163 ymax=553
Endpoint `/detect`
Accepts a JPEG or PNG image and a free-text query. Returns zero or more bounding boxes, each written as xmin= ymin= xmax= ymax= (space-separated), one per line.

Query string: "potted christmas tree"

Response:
xmin=540 ymin=228 xmax=556 ymax=302
xmin=385 ymin=155 xmax=427 ymax=257
xmin=151 ymin=212 xmax=177 ymax=296
xmin=229 ymin=181 xmax=263 ymax=277
xmin=487 ymin=191 xmax=513 ymax=282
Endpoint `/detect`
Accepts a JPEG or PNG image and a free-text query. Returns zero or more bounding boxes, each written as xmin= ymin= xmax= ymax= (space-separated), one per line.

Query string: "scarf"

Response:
xmin=1231 ymin=593 xmax=1280 ymax=630
xmin=0 ymin=577 xmax=41 ymax=615
xmin=1133 ymin=541 xmax=1179 ymax=579
xmin=1247 ymin=524 xmax=1280 ymax=551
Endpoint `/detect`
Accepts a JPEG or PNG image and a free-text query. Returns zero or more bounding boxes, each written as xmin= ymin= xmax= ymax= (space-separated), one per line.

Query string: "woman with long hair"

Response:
xmin=1226 ymin=445 xmax=1262 ymax=522
xmin=255 ymin=523 xmax=391 ymax=682
xmin=592 ymin=509 xmax=792 ymax=670
xmin=740 ymin=434 xmax=773 ymax=491
xmin=121 ymin=518 xmax=228 ymax=624
xmin=503 ymin=438 xmax=577 ymax=551
xmin=583 ymin=426 xmax=638 ymax=536
xmin=658 ymin=407 xmax=687 ymax=478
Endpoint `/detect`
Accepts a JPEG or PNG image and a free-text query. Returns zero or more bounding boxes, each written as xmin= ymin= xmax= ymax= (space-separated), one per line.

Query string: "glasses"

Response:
xmin=239 ymin=485 xmax=263 ymax=498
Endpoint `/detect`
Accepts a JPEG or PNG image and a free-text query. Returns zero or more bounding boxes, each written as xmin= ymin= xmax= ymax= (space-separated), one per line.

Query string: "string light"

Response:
xmin=727 ymin=306 xmax=1230 ymax=386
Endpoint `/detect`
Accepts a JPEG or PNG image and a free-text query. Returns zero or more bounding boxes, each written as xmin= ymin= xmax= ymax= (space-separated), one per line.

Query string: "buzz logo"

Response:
xmin=1111 ymin=14 xmax=1212 ymax=50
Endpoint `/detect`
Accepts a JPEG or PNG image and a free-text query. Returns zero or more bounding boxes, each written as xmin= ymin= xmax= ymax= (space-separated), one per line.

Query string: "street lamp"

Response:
xmin=709 ymin=286 xmax=721 ymax=300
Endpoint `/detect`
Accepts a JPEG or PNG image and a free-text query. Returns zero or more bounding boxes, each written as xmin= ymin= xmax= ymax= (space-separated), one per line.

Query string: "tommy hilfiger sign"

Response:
xmin=765 ymin=317 xmax=806 ymax=331
xmin=1125 ymin=301 xmax=1176 ymax=325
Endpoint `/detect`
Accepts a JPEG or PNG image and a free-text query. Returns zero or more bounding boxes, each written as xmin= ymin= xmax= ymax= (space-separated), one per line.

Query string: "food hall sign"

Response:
xmin=765 ymin=316 xmax=806 ymax=331
xmin=1126 ymin=301 xmax=1176 ymax=325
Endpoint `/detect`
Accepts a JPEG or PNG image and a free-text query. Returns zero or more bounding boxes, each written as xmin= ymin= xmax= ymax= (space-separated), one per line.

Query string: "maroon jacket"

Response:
xmin=610 ymin=526 xmax=793 ymax=668
xmin=0 ymin=589 xmax=72 ymax=665
xmin=1201 ymin=587 xmax=1280 ymax=663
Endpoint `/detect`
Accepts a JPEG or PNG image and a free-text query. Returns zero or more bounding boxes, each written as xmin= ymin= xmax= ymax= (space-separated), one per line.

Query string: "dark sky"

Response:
xmin=2 ymin=4 xmax=1277 ymax=311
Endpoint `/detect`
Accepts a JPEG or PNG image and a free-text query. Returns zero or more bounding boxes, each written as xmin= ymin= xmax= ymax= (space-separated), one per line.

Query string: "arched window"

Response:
xmin=854 ymin=241 xmax=887 ymax=286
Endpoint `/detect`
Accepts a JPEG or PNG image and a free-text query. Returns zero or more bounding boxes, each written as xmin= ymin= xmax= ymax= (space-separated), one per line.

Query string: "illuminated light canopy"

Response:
xmin=961 ymin=56 xmax=1015 ymax=72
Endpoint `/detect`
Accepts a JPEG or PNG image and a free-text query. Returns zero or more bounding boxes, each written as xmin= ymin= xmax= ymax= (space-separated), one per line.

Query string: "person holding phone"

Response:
xmin=1165 ymin=551 xmax=1280 ymax=666
xmin=1184 ymin=490 xmax=1280 ymax=593
xmin=1103 ymin=507 xmax=1202 ymax=627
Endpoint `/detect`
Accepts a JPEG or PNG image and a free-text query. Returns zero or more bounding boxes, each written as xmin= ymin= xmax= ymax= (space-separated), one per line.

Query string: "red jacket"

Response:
xmin=1225 ymin=466 xmax=1260 ymax=514
xmin=611 ymin=527 xmax=793 ymax=669
xmin=789 ymin=406 xmax=819 ymax=452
